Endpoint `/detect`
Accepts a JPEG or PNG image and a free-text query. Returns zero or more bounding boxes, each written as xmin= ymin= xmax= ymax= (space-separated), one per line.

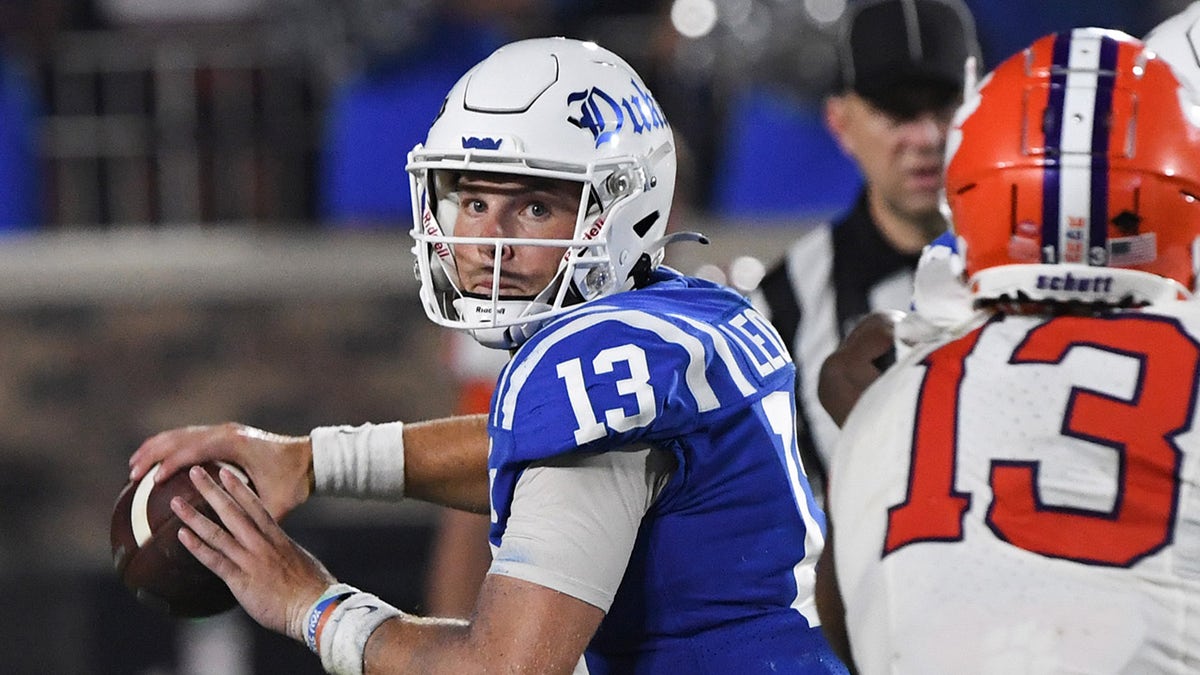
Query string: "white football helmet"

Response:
xmin=1145 ymin=1 xmax=1200 ymax=93
xmin=406 ymin=37 xmax=678 ymax=349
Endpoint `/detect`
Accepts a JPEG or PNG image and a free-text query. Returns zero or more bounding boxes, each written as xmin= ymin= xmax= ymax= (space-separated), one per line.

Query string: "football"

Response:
xmin=110 ymin=461 xmax=253 ymax=618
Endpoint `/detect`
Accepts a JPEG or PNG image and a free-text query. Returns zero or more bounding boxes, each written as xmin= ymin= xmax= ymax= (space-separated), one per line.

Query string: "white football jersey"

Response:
xmin=829 ymin=303 xmax=1200 ymax=673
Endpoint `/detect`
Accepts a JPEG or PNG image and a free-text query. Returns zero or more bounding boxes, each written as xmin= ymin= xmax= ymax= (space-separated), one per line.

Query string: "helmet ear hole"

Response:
xmin=632 ymin=212 xmax=660 ymax=238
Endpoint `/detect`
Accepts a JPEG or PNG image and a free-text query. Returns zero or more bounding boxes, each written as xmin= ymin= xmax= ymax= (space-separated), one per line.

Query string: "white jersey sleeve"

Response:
xmin=488 ymin=444 xmax=675 ymax=611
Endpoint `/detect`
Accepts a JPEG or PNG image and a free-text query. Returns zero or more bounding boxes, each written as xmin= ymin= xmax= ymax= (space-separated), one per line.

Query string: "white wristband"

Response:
xmin=318 ymin=592 xmax=403 ymax=675
xmin=310 ymin=422 xmax=406 ymax=499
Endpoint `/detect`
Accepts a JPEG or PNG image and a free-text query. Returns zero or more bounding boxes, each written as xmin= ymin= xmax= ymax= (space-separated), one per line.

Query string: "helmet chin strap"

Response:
xmin=467 ymin=325 xmax=521 ymax=351
xmin=452 ymin=296 xmax=552 ymax=350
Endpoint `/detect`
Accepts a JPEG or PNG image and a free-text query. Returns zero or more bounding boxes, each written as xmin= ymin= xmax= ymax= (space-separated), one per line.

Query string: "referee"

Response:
xmin=753 ymin=0 xmax=979 ymax=501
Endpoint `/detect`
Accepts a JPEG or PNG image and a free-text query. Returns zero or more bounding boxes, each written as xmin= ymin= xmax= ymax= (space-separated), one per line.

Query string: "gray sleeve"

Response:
xmin=488 ymin=444 xmax=675 ymax=612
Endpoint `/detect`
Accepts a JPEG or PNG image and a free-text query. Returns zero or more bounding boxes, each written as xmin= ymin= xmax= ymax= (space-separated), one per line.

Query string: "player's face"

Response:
xmin=827 ymin=92 xmax=956 ymax=223
xmin=450 ymin=173 xmax=582 ymax=297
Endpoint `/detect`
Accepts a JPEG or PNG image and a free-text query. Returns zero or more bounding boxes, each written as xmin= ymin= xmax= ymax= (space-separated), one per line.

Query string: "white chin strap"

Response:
xmin=452 ymin=297 xmax=553 ymax=350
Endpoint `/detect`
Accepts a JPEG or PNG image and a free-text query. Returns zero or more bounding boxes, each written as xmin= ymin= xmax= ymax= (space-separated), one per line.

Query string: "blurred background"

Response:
xmin=0 ymin=1 xmax=1183 ymax=672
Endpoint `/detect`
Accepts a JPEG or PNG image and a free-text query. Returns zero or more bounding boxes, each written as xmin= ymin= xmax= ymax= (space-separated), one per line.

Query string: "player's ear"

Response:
xmin=824 ymin=95 xmax=855 ymax=157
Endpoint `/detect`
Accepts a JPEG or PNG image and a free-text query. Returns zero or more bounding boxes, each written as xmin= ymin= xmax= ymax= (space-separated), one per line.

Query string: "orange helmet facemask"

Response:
xmin=944 ymin=28 xmax=1200 ymax=306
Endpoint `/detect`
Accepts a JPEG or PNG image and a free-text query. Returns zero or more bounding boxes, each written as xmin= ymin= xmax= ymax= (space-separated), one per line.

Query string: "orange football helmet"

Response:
xmin=944 ymin=28 xmax=1200 ymax=305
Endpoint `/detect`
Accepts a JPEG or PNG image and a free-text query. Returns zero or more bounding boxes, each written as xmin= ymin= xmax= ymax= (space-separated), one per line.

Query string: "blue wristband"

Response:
xmin=304 ymin=584 xmax=357 ymax=653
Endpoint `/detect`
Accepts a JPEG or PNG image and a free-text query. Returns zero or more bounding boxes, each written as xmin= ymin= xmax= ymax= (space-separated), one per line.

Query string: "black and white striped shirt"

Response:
xmin=752 ymin=191 xmax=924 ymax=500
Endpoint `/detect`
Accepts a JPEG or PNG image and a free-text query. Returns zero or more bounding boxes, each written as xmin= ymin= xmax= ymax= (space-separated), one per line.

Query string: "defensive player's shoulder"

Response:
xmin=1144 ymin=298 xmax=1200 ymax=323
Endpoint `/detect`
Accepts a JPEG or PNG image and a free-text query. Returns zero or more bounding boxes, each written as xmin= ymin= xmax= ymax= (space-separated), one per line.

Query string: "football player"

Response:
xmin=130 ymin=38 xmax=845 ymax=674
xmin=821 ymin=28 xmax=1200 ymax=671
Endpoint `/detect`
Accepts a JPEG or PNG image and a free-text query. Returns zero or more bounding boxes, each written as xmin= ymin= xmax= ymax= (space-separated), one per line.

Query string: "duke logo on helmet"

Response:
xmin=568 ymin=81 xmax=668 ymax=149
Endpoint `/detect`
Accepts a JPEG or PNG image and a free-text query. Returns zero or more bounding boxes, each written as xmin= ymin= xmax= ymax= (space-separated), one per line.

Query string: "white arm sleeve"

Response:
xmin=310 ymin=422 xmax=406 ymax=499
xmin=488 ymin=444 xmax=675 ymax=612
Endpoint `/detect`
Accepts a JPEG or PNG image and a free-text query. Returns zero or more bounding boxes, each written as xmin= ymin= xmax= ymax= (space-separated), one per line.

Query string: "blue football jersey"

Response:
xmin=487 ymin=267 xmax=846 ymax=673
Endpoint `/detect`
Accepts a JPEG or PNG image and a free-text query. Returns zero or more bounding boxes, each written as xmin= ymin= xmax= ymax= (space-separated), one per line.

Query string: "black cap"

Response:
xmin=838 ymin=0 xmax=979 ymax=118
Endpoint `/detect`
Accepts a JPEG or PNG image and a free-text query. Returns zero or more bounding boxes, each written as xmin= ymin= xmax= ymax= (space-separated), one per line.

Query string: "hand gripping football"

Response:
xmin=110 ymin=461 xmax=253 ymax=618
